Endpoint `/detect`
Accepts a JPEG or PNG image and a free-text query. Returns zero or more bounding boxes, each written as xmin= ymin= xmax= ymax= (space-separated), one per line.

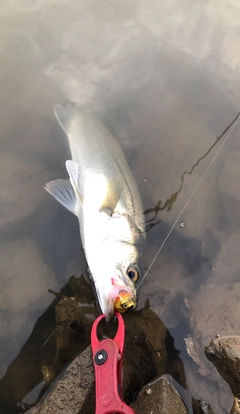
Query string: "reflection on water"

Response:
xmin=1 ymin=0 xmax=240 ymax=413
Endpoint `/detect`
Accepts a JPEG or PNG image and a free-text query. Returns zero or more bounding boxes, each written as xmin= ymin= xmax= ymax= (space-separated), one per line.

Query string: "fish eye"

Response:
xmin=127 ymin=266 xmax=139 ymax=282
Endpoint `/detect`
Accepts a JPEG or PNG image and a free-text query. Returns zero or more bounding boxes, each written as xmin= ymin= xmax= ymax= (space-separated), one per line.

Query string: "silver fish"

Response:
xmin=45 ymin=104 xmax=145 ymax=320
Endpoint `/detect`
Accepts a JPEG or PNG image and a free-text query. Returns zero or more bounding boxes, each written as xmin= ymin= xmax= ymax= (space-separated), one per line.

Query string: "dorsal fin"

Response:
xmin=54 ymin=104 xmax=74 ymax=134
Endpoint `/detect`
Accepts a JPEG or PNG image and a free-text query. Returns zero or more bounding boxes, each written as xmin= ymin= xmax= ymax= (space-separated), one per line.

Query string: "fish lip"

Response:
xmin=105 ymin=310 xmax=115 ymax=323
xmin=94 ymin=275 xmax=137 ymax=320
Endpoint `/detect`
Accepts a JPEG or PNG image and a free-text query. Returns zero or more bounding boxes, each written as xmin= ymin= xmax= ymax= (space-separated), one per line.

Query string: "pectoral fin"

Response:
xmin=66 ymin=159 xmax=124 ymax=213
xmin=45 ymin=179 xmax=77 ymax=215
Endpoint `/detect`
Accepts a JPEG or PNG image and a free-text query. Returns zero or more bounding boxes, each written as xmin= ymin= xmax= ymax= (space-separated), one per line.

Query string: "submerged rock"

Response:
xmin=131 ymin=376 xmax=188 ymax=414
xmin=192 ymin=399 xmax=215 ymax=414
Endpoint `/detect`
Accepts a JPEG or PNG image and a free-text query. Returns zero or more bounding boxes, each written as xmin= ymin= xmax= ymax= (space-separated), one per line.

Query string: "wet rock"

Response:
xmin=0 ymin=275 xmax=168 ymax=413
xmin=28 ymin=371 xmax=189 ymax=414
xmin=205 ymin=336 xmax=240 ymax=398
xmin=27 ymin=345 xmax=95 ymax=414
xmin=0 ymin=276 xmax=92 ymax=413
xmin=184 ymin=284 xmax=240 ymax=376
xmin=230 ymin=398 xmax=240 ymax=414
xmin=25 ymin=302 xmax=168 ymax=413
xmin=205 ymin=336 xmax=240 ymax=414
xmin=183 ymin=283 xmax=240 ymax=413
xmin=131 ymin=376 xmax=188 ymax=413
xmin=192 ymin=398 xmax=215 ymax=414
xmin=123 ymin=303 xmax=167 ymax=399
xmin=0 ymin=153 xmax=48 ymax=233
xmin=53 ymin=295 xmax=97 ymax=375
xmin=53 ymin=297 xmax=167 ymax=402
xmin=42 ymin=365 xmax=56 ymax=386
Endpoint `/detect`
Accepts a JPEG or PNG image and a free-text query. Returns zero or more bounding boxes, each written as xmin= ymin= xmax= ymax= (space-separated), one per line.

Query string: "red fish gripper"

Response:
xmin=91 ymin=312 xmax=135 ymax=414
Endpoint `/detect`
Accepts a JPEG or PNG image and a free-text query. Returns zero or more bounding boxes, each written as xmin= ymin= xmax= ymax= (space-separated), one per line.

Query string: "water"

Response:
xmin=1 ymin=1 xmax=240 ymax=412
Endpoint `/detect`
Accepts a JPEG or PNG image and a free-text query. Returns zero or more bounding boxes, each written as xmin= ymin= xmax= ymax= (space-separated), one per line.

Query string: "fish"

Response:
xmin=45 ymin=104 xmax=145 ymax=320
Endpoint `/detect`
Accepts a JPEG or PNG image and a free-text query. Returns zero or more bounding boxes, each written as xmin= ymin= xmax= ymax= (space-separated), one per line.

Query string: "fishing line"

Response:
xmin=138 ymin=112 xmax=240 ymax=290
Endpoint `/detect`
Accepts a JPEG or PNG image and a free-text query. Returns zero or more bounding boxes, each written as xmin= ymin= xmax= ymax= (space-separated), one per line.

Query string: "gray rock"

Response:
xmin=131 ymin=376 xmax=188 ymax=414
xmin=205 ymin=336 xmax=240 ymax=398
xmin=184 ymin=284 xmax=240 ymax=377
xmin=230 ymin=398 xmax=240 ymax=414
xmin=205 ymin=336 xmax=240 ymax=414
xmin=27 ymin=360 xmax=188 ymax=414
xmin=27 ymin=345 xmax=94 ymax=414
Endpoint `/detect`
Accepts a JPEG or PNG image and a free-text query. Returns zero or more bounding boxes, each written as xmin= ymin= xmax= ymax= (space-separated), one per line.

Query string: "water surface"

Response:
xmin=1 ymin=1 xmax=240 ymax=413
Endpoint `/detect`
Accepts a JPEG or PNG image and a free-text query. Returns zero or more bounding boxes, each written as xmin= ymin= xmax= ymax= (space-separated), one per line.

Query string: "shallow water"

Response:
xmin=0 ymin=1 xmax=240 ymax=413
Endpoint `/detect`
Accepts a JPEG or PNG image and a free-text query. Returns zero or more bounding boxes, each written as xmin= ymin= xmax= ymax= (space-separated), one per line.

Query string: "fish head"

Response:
xmin=94 ymin=241 xmax=143 ymax=321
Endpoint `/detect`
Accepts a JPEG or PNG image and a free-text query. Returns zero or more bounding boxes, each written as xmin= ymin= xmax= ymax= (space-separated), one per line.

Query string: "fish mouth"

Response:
xmin=114 ymin=289 xmax=136 ymax=313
